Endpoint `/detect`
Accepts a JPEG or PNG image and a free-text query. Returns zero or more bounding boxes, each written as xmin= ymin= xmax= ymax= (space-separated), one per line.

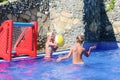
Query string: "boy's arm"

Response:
xmin=49 ymin=42 xmax=58 ymax=47
xmin=84 ymin=46 xmax=96 ymax=57
xmin=56 ymin=47 xmax=73 ymax=62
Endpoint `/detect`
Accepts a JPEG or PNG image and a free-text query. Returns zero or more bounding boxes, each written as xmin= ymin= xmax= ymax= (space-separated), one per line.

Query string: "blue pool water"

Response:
xmin=0 ymin=49 xmax=120 ymax=80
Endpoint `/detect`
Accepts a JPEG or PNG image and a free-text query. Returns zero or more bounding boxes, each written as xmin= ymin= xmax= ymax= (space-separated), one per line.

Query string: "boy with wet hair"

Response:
xmin=44 ymin=32 xmax=58 ymax=59
xmin=57 ymin=35 xmax=96 ymax=64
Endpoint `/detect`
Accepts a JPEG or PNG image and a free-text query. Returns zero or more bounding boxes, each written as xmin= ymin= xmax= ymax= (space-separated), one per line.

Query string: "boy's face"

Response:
xmin=49 ymin=34 xmax=55 ymax=41
xmin=51 ymin=35 xmax=55 ymax=40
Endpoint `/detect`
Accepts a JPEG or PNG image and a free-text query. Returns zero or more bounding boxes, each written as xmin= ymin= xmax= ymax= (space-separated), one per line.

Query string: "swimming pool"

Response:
xmin=0 ymin=48 xmax=120 ymax=80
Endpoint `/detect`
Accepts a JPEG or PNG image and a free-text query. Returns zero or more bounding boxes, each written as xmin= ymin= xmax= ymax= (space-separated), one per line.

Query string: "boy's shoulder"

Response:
xmin=71 ymin=45 xmax=76 ymax=48
xmin=82 ymin=47 xmax=86 ymax=51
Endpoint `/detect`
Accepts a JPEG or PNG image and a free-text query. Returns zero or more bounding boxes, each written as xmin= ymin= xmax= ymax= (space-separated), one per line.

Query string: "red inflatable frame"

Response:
xmin=0 ymin=20 xmax=38 ymax=60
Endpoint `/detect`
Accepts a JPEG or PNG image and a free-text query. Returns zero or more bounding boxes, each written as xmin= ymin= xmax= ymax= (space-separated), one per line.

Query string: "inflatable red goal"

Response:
xmin=0 ymin=20 xmax=38 ymax=60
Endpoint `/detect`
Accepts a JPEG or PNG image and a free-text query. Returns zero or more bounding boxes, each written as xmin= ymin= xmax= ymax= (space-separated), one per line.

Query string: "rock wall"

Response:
xmin=105 ymin=0 xmax=120 ymax=41
xmin=99 ymin=0 xmax=116 ymax=41
xmin=49 ymin=0 xmax=85 ymax=49
xmin=49 ymin=0 xmax=120 ymax=49
xmin=0 ymin=0 xmax=120 ymax=51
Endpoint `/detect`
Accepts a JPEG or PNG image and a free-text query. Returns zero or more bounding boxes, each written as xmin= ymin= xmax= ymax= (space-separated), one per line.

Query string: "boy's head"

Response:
xmin=47 ymin=32 xmax=55 ymax=40
xmin=76 ymin=35 xmax=84 ymax=43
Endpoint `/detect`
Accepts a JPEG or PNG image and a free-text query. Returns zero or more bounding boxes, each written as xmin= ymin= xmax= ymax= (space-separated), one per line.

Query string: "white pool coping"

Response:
xmin=0 ymin=50 xmax=70 ymax=62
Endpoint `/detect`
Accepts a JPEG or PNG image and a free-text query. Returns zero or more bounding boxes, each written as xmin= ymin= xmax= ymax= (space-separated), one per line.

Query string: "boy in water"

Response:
xmin=57 ymin=35 xmax=96 ymax=64
xmin=44 ymin=32 xmax=58 ymax=59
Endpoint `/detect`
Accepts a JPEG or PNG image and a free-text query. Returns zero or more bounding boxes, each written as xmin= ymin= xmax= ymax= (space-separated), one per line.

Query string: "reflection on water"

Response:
xmin=0 ymin=49 xmax=120 ymax=80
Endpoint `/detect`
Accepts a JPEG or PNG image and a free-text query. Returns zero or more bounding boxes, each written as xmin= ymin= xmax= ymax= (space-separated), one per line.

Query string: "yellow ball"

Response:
xmin=55 ymin=34 xmax=64 ymax=47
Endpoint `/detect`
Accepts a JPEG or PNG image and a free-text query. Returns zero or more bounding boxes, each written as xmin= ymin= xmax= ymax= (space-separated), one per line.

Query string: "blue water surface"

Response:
xmin=0 ymin=49 xmax=120 ymax=80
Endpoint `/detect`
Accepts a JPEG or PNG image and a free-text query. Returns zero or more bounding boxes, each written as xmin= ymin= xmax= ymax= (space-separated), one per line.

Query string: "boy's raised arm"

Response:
xmin=83 ymin=46 xmax=96 ymax=57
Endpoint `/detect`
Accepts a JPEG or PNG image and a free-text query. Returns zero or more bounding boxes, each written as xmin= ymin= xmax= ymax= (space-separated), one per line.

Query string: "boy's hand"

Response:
xmin=90 ymin=45 xmax=96 ymax=49
xmin=56 ymin=57 xmax=62 ymax=62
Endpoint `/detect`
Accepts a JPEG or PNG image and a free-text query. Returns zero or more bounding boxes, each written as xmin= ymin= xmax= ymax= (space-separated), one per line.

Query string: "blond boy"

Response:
xmin=57 ymin=35 xmax=96 ymax=64
xmin=44 ymin=32 xmax=58 ymax=59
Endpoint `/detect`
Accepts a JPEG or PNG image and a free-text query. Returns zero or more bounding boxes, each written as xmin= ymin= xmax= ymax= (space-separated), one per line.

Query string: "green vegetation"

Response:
xmin=0 ymin=0 xmax=8 ymax=2
xmin=105 ymin=0 xmax=115 ymax=12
